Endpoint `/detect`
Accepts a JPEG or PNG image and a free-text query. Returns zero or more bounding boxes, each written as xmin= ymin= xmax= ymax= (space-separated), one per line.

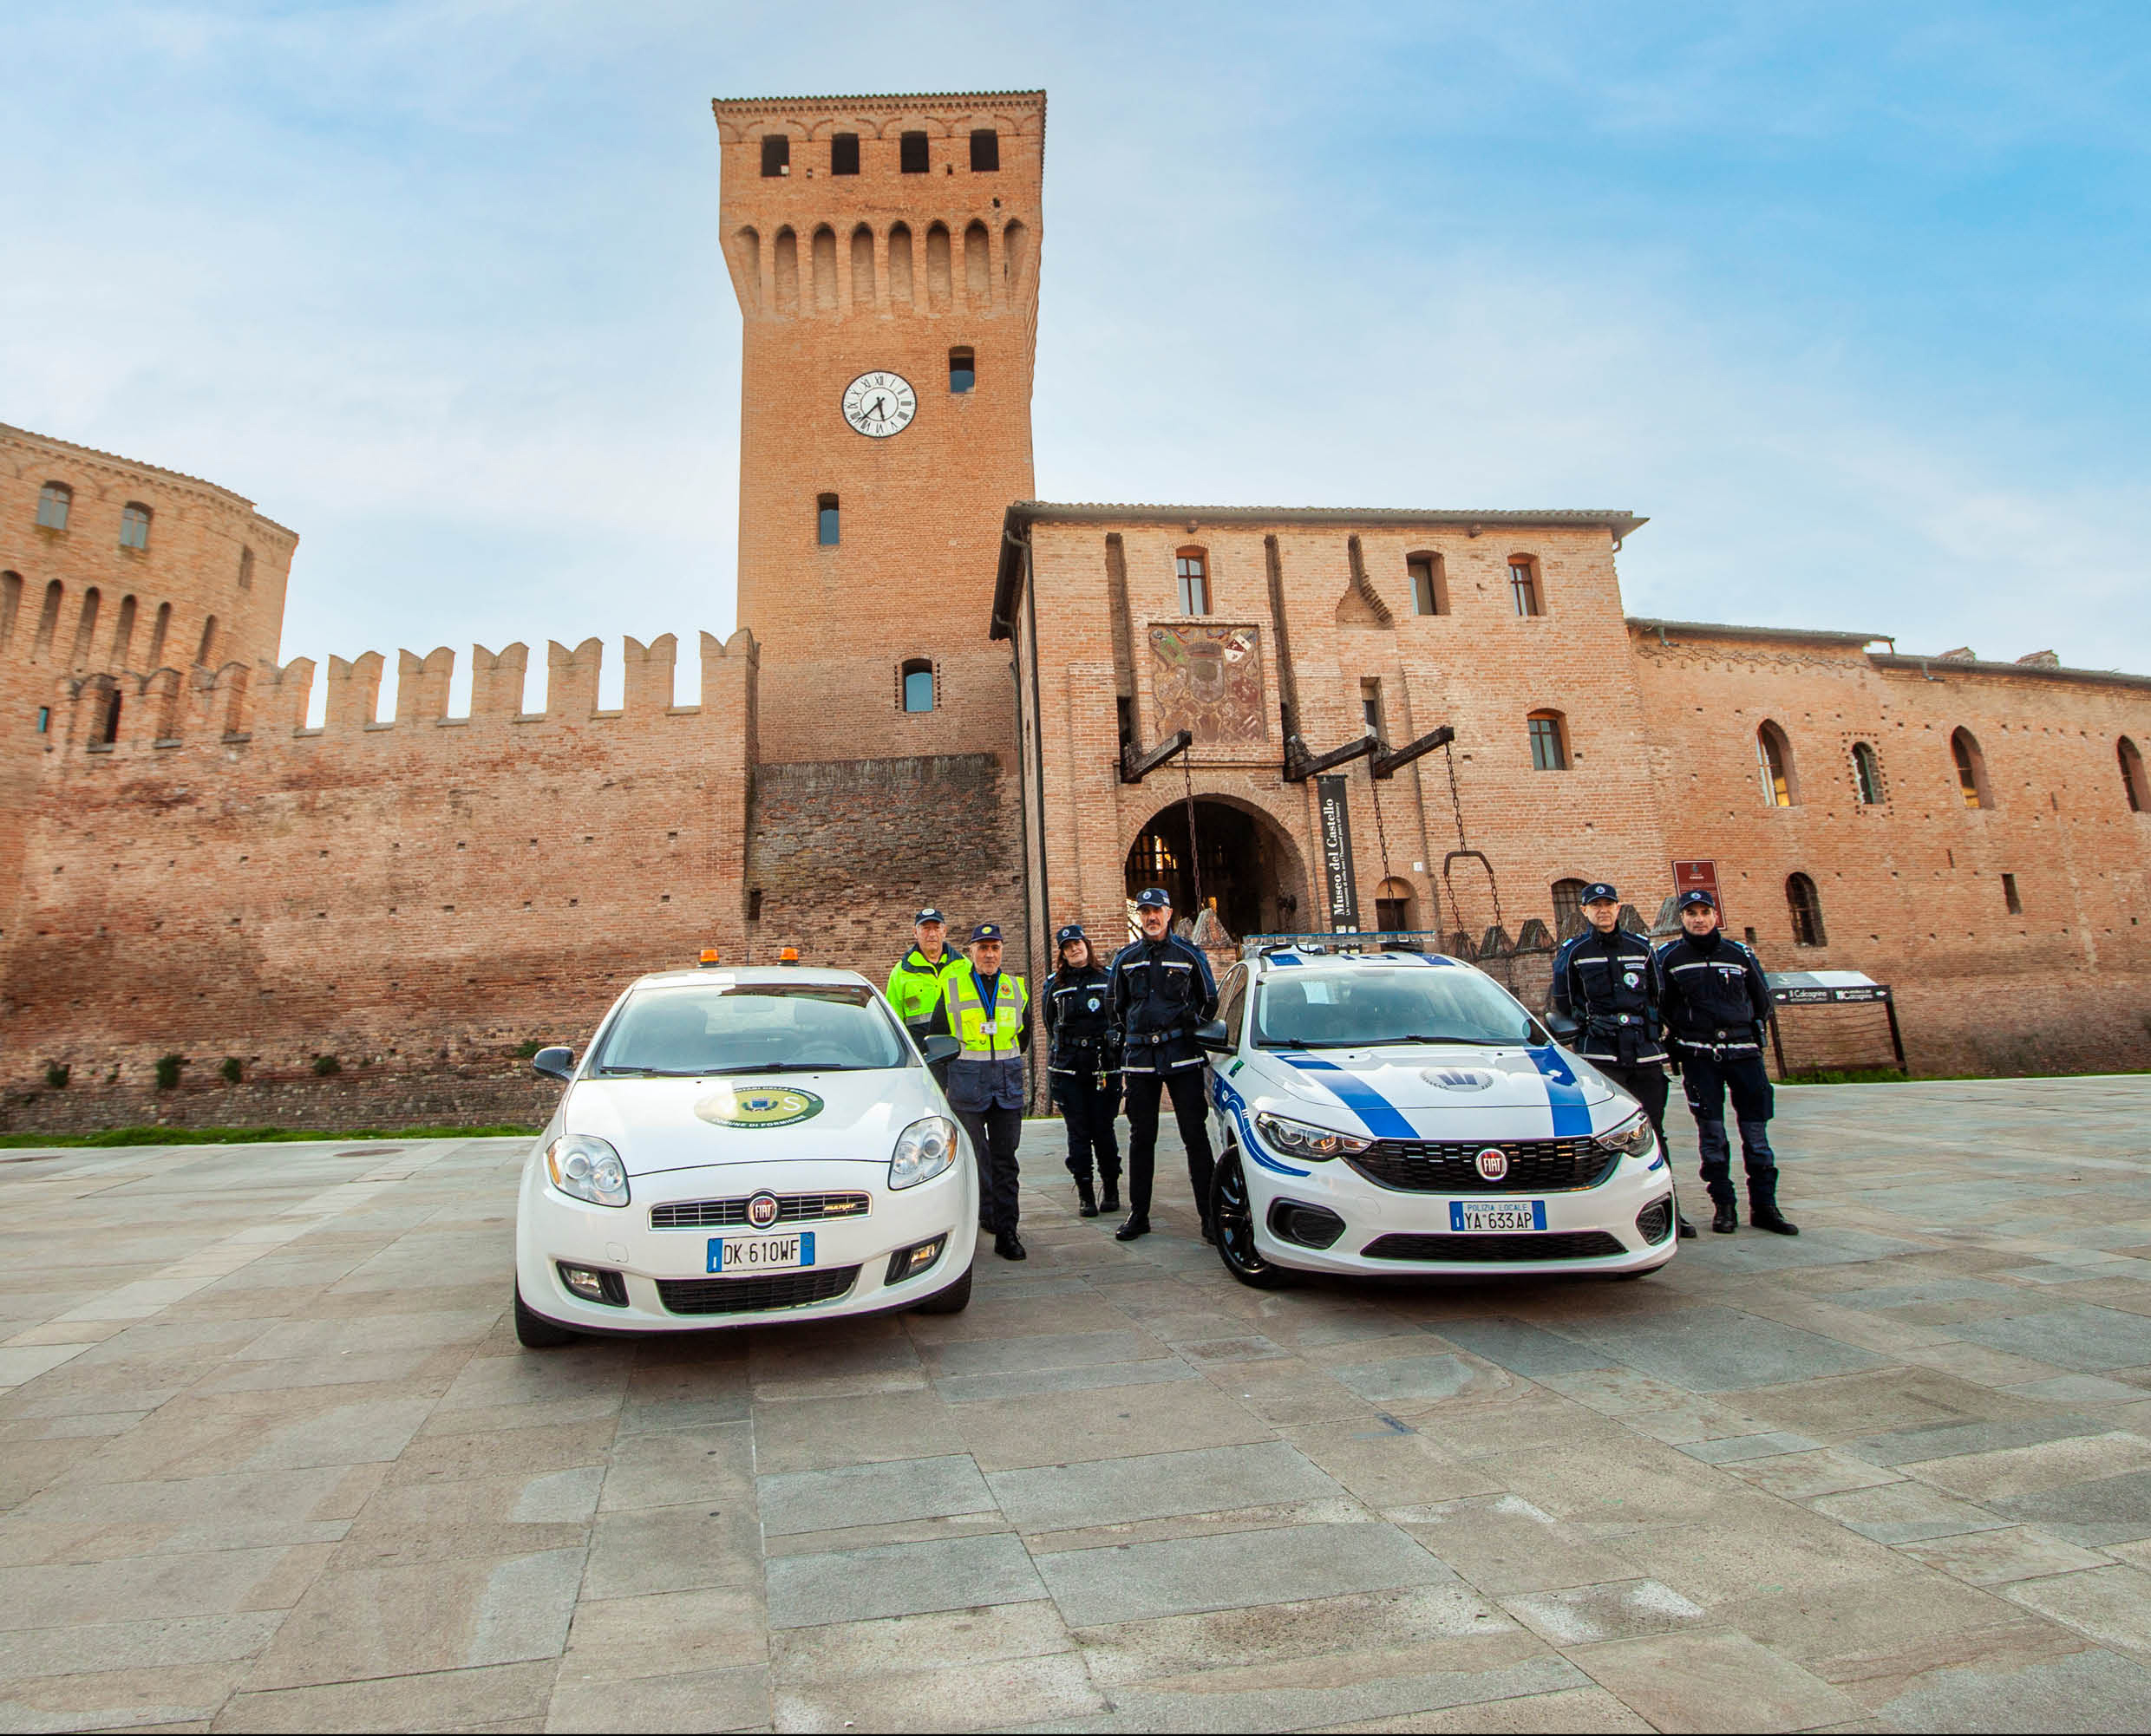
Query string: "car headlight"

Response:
xmin=1592 ymin=1112 xmax=1658 ymax=1162
xmin=891 ymin=1115 xmax=958 ymax=1190
xmin=545 ymin=1133 xmax=630 ymax=1207
xmin=1254 ymin=1112 xmax=1372 ymax=1161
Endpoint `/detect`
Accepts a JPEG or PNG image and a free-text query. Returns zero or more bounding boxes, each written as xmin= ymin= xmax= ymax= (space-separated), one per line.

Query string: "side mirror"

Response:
xmin=531 ymin=1046 xmax=574 ymax=1081
xmin=1541 ymin=1012 xmax=1580 ymax=1043
xmin=1194 ymin=1019 xmax=1232 ymax=1054
xmin=919 ymin=1034 xmax=961 ymax=1065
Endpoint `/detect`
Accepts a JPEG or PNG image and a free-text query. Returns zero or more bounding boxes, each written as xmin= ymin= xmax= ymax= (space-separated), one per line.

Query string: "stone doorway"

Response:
xmin=1123 ymin=797 xmax=1305 ymax=943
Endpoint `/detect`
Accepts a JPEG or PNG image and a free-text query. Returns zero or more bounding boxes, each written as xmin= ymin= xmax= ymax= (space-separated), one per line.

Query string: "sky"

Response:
xmin=3 ymin=0 xmax=2148 ymax=713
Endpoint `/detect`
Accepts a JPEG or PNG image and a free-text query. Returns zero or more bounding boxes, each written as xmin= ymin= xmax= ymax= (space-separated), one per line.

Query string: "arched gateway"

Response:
xmin=1123 ymin=796 xmax=1308 ymax=942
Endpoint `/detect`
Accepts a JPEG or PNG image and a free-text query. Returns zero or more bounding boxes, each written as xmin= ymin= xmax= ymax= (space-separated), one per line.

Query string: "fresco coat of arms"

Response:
xmin=1149 ymin=624 xmax=1266 ymax=747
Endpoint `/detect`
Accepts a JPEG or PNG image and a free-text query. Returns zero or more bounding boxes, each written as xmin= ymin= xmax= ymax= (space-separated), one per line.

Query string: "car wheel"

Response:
xmin=513 ymin=1282 xmax=580 ymax=1348
xmin=910 ymin=1263 xmax=973 ymax=1315
xmin=1212 ymin=1148 xmax=1297 ymax=1289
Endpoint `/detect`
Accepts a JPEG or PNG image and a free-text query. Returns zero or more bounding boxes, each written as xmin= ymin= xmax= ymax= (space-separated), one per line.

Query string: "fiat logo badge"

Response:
xmin=746 ymin=1191 xmax=781 ymax=1229
xmin=1474 ymin=1148 xmax=1509 ymax=1181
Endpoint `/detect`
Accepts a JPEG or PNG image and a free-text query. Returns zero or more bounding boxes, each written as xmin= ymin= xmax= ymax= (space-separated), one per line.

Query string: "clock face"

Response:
xmin=840 ymin=371 xmax=917 ymax=439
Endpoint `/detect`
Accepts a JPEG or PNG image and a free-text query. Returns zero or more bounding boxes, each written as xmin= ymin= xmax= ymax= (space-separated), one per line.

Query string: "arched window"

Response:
xmin=1374 ymin=877 xmax=1416 ymax=937
xmin=1786 ymin=873 xmax=1826 ymax=946
xmin=146 ymin=601 xmax=171 ymax=668
xmin=195 ymin=615 xmax=218 ymax=668
xmin=2120 ymin=737 xmax=2148 ymax=813
xmin=1551 ymin=878 xmax=1588 ymax=938
xmin=120 ymin=503 xmax=152 ymax=550
xmin=0 ymin=571 xmax=21 ymax=650
xmin=1952 ymin=728 xmax=1989 ymax=809
xmin=1406 ymin=552 xmax=1447 ymax=617
xmin=32 ymin=580 xmax=63 ymax=658
xmin=1508 ymin=557 xmax=1541 ymax=617
xmin=1852 ymin=741 xmax=1883 ymax=805
xmin=1527 ymin=709 xmax=1567 ymax=771
xmin=1755 ymin=721 xmax=1795 ymax=806
xmin=817 ymin=493 xmax=840 ymax=546
xmin=36 ymin=481 xmax=71 ymax=530
xmin=899 ymin=657 xmax=935 ymax=713
xmin=69 ymin=588 xmax=101 ymax=667
xmin=949 ymin=347 xmax=976 ymax=394
xmin=1175 ymin=548 xmax=1210 ymax=616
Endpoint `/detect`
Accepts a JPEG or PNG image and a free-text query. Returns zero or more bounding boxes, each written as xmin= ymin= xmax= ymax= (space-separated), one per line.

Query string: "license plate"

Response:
xmin=709 ymin=1230 xmax=814 ymax=1273
xmin=1449 ymin=1200 xmax=1546 ymax=1232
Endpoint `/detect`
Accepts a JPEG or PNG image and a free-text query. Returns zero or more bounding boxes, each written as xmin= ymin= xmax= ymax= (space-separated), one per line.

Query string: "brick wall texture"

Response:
xmin=3 ymin=87 xmax=2148 ymax=1132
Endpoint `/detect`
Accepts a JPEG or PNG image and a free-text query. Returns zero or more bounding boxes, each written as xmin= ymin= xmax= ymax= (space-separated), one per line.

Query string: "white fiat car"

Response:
xmin=1202 ymin=944 xmax=1677 ymax=1286
xmin=513 ymin=964 xmax=975 ymax=1346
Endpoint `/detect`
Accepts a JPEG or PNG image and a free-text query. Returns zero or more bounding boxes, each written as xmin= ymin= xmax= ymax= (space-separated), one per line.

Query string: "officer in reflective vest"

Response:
xmin=944 ymin=922 xmax=1033 ymax=1262
xmin=886 ymin=907 xmax=965 ymax=1087
xmin=1656 ymin=889 xmax=1798 ymax=1236
xmin=1549 ymin=882 xmax=1696 ymax=1238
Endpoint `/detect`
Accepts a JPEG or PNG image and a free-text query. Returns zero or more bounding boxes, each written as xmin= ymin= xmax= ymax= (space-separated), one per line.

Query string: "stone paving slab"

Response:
xmin=8 ymin=1082 xmax=2151 ymax=1727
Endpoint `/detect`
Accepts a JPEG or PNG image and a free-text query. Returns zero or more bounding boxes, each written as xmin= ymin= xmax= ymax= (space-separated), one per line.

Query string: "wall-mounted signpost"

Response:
xmin=1316 ymin=775 xmax=1360 ymax=932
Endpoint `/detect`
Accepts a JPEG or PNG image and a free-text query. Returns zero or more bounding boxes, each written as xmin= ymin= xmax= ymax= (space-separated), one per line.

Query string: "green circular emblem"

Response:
xmin=694 ymin=1087 xmax=823 ymax=1129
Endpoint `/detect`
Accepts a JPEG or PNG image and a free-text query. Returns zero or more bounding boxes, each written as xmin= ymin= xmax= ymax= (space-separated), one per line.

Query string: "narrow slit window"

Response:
xmin=1952 ymin=728 xmax=1989 ymax=809
xmin=817 ymin=493 xmax=840 ymax=546
xmin=899 ymin=131 xmax=929 ymax=173
xmin=760 ymin=134 xmax=790 ymax=176
xmin=147 ymin=601 xmax=171 ymax=668
xmin=2002 ymin=872 xmax=2022 ymax=915
xmin=0 ymin=571 xmax=20 ymax=650
xmin=1853 ymin=741 xmax=1883 ymax=805
xmin=830 ymin=132 xmax=860 ymax=175
xmin=36 ymin=482 xmax=71 ymax=530
xmin=99 ymin=689 xmax=122 ymax=745
xmin=1508 ymin=558 xmax=1540 ymax=617
xmin=1527 ymin=710 xmax=1567 ymax=771
xmin=120 ymin=503 xmax=152 ymax=550
xmin=2118 ymin=737 xmax=2148 ymax=813
xmin=970 ymin=128 xmax=999 ymax=171
xmin=238 ymin=546 xmax=254 ymax=590
xmin=1175 ymin=549 xmax=1210 ymax=616
xmin=1360 ymin=679 xmax=1383 ymax=735
xmin=196 ymin=615 xmax=218 ymax=667
xmin=1786 ymin=873 xmax=1826 ymax=945
xmin=900 ymin=657 xmax=935 ymax=713
xmin=1756 ymin=722 xmax=1795 ymax=806
xmin=949 ymin=346 xmax=975 ymax=393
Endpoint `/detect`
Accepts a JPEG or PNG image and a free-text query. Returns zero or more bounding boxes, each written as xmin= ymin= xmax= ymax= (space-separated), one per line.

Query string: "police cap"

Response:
xmin=969 ymin=922 xmax=1004 ymax=943
xmin=913 ymin=907 xmax=946 ymax=925
xmin=1580 ymin=882 xmax=1618 ymax=905
xmin=1677 ymin=889 xmax=1718 ymax=911
xmin=1134 ymin=887 xmax=1173 ymax=910
xmin=1055 ymin=923 xmax=1088 ymax=946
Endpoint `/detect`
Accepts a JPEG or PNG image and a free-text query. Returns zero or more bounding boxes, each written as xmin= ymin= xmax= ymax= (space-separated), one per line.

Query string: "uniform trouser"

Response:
xmin=1677 ymin=1048 xmax=1779 ymax=1209
xmin=1053 ymin=1071 xmax=1121 ymax=1188
xmin=1596 ymin=1061 xmax=1687 ymax=1224
xmin=954 ymin=1105 xmax=1023 ymax=1236
xmin=1123 ymin=1067 xmax=1215 ymax=1225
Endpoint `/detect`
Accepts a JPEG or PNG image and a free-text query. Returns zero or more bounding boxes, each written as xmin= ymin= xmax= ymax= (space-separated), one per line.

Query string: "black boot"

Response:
xmin=1677 ymin=1211 xmax=1698 ymax=1239
xmin=1100 ymin=1178 xmax=1121 ymax=1214
xmin=1711 ymin=1200 xmax=1738 ymax=1234
xmin=1076 ymin=1178 xmax=1098 ymax=1218
xmin=1750 ymin=1203 xmax=1800 ymax=1235
xmin=1114 ymin=1212 xmax=1150 ymax=1241
xmin=1200 ymin=1218 xmax=1216 ymax=1245
xmin=994 ymin=1230 xmax=1028 ymax=1261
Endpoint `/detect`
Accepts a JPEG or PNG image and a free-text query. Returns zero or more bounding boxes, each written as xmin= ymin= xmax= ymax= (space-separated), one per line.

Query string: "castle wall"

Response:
xmin=2 ymin=631 xmax=756 ymax=1132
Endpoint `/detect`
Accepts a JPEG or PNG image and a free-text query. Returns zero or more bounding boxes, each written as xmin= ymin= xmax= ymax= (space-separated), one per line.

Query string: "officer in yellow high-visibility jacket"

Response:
xmin=944 ymin=922 xmax=1032 ymax=1262
xmin=886 ymin=907 xmax=965 ymax=1087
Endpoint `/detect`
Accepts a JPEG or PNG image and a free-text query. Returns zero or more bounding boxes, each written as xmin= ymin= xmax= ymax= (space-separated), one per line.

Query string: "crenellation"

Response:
xmin=395 ymin=646 xmax=454 ymax=723
xmin=546 ymin=636 xmax=603 ymax=721
xmin=621 ymin=633 xmax=677 ymax=716
xmin=323 ymin=651 xmax=383 ymax=731
xmin=470 ymin=642 xmax=528 ymax=720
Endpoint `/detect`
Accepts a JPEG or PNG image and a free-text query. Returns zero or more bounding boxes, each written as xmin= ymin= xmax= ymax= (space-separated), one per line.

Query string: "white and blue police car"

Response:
xmin=1200 ymin=942 xmax=1677 ymax=1286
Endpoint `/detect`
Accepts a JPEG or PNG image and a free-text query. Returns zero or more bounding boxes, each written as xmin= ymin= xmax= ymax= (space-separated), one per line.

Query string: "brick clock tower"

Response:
xmin=712 ymin=90 xmax=1045 ymax=766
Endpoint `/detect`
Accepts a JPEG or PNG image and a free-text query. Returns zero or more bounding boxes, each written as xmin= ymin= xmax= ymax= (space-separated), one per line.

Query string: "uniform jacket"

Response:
xmin=1043 ymin=963 xmax=1120 ymax=1075
xmin=1550 ymin=925 xmax=1667 ymax=1067
xmin=944 ymin=967 xmax=1032 ymax=1113
xmin=886 ymin=947 xmax=964 ymax=1038
xmin=1109 ymin=933 xmax=1219 ymax=1074
xmin=1655 ymin=930 xmax=1773 ymax=1054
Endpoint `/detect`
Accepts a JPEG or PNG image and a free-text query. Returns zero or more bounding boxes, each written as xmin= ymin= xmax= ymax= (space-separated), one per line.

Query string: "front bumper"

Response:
xmin=514 ymin=1153 xmax=977 ymax=1333
xmin=1244 ymin=1139 xmax=1677 ymax=1277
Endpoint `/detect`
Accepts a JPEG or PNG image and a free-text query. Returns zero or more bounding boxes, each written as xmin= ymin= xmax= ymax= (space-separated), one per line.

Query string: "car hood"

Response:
xmin=559 ymin=1069 xmax=936 ymax=1176
xmin=1221 ymin=1043 xmax=1624 ymax=1141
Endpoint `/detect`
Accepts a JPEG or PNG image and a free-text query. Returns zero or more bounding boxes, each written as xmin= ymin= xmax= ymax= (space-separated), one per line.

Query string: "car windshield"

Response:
xmin=594 ymin=984 xmax=910 ymax=1075
xmin=1252 ymin=967 xmax=1540 ymax=1049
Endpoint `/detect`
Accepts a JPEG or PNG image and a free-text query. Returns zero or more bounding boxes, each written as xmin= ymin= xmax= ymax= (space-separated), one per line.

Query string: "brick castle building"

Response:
xmin=3 ymin=88 xmax=2148 ymax=1129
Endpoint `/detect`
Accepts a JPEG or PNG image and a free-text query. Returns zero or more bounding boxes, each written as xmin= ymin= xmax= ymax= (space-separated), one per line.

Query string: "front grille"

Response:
xmin=1345 ymin=1138 xmax=1616 ymax=1194
xmin=1635 ymin=1199 xmax=1674 ymax=1244
xmin=1361 ymin=1230 xmax=1627 ymax=1263
xmin=650 ymin=1191 xmax=871 ymax=1230
xmin=656 ymin=1267 xmax=860 ymax=1315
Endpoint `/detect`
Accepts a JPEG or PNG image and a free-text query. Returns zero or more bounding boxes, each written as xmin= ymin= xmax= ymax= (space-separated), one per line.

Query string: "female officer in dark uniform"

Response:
xmin=1043 ymin=924 xmax=1121 ymax=1218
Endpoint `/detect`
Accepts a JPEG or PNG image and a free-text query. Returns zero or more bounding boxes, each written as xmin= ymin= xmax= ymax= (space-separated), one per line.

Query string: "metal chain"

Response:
xmin=1180 ymin=741 xmax=1206 ymax=924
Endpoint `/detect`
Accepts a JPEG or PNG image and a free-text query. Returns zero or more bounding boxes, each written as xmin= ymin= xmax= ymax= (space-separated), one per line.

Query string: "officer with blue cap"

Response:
xmin=1108 ymin=886 xmax=1219 ymax=1242
xmin=1550 ymin=882 xmax=1694 ymax=1237
xmin=1657 ymin=889 xmax=1797 ymax=1236
xmin=1044 ymin=923 xmax=1121 ymax=1217
xmin=942 ymin=921 xmax=1033 ymax=1260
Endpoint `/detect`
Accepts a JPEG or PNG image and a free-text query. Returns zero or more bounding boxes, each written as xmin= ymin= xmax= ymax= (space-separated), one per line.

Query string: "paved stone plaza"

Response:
xmin=6 ymin=1080 xmax=2151 ymax=1732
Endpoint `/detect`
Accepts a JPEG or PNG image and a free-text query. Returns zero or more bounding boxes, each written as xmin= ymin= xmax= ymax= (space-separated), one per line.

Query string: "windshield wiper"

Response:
xmin=703 ymin=1061 xmax=879 ymax=1074
xmin=598 ymin=1067 xmax=709 ymax=1078
xmin=1360 ymin=1034 xmax=1512 ymax=1047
